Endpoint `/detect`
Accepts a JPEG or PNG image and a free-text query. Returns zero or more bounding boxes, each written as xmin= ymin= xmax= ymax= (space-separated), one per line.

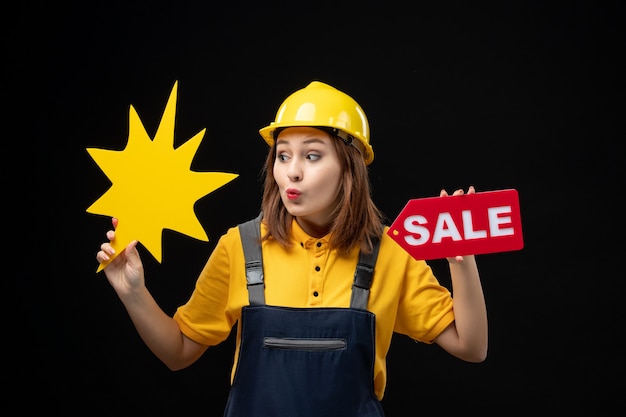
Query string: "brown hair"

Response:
xmin=260 ymin=130 xmax=385 ymax=255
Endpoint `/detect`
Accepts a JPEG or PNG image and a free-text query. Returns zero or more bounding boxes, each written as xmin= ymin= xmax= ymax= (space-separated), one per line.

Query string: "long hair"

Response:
xmin=260 ymin=130 xmax=385 ymax=255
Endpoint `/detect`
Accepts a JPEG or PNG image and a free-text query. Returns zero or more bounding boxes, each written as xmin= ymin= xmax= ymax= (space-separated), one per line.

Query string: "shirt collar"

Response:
xmin=291 ymin=218 xmax=332 ymax=246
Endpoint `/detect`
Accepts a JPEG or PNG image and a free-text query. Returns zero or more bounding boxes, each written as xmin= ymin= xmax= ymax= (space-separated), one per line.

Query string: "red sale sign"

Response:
xmin=387 ymin=189 xmax=524 ymax=260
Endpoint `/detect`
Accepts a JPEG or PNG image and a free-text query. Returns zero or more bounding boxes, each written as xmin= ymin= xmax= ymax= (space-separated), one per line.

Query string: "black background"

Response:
xmin=15 ymin=1 xmax=624 ymax=415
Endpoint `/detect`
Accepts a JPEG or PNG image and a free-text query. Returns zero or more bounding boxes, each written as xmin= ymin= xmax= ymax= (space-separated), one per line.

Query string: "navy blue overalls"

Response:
xmin=222 ymin=214 xmax=385 ymax=417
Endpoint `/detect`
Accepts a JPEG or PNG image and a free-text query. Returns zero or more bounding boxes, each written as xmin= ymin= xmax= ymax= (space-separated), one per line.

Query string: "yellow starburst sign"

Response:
xmin=87 ymin=81 xmax=238 ymax=272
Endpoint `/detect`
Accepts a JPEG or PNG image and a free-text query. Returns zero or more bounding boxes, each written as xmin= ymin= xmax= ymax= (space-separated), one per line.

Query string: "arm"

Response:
xmin=433 ymin=187 xmax=488 ymax=362
xmin=97 ymin=219 xmax=208 ymax=370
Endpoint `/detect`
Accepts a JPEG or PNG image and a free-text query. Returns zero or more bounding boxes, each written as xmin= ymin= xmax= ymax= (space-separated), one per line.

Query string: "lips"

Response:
xmin=286 ymin=188 xmax=301 ymax=200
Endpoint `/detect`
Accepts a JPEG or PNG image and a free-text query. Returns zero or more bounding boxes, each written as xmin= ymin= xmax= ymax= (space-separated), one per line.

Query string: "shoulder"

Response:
xmin=377 ymin=226 xmax=430 ymax=270
xmin=213 ymin=218 xmax=252 ymax=252
xmin=206 ymin=217 xmax=258 ymax=267
xmin=378 ymin=226 xmax=407 ymax=258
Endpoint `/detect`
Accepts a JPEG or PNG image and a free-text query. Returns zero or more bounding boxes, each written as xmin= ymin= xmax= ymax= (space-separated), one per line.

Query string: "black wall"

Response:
xmin=18 ymin=2 xmax=624 ymax=415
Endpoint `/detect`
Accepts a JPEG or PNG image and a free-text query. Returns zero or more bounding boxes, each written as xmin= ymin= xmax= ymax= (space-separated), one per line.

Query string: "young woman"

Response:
xmin=96 ymin=81 xmax=488 ymax=416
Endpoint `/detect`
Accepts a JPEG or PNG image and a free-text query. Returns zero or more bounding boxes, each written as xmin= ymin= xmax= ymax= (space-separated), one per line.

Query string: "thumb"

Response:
xmin=124 ymin=240 xmax=143 ymax=269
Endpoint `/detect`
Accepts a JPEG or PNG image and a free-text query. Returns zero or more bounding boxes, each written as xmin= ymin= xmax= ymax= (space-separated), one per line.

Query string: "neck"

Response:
xmin=296 ymin=217 xmax=331 ymax=238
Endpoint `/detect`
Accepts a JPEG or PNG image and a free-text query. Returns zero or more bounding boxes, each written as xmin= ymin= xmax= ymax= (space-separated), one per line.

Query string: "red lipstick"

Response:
xmin=286 ymin=188 xmax=301 ymax=200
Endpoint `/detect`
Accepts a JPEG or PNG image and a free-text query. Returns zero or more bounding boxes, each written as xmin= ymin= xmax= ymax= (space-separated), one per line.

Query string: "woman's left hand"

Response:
xmin=439 ymin=185 xmax=476 ymax=263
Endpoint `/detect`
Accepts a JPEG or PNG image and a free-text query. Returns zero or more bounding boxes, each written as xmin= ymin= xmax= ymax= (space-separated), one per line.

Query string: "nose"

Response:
xmin=287 ymin=160 xmax=302 ymax=182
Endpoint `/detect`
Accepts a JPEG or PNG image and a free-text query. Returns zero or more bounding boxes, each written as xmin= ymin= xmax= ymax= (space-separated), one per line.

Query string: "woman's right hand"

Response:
xmin=96 ymin=217 xmax=145 ymax=295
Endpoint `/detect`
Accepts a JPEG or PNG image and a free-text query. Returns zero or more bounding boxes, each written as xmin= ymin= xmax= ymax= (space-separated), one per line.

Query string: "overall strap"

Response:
xmin=239 ymin=213 xmax=382 ymax=310
xmin=238 ymin=212 xmax=265 ymax=305
xmin=350 ymin=238 xmax=381 ymax=310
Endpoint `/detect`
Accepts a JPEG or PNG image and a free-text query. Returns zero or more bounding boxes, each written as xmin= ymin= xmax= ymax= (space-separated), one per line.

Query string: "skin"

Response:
xmin=273 ymin=127 xmax=343 ymax=237
xmin=96 ymin=126 xmax=487 ymax=370
xmin=435 ymin=187 xmax=488 ymax=362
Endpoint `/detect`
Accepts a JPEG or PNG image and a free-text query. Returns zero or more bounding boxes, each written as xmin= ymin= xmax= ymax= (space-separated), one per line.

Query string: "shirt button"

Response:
xmin=316 ymin=242 xmax=322 ymax=247
xmin=313 ymin=291 xmax=319 ymax=297
xmin=315 ymin=266 xmax=320 ymax=272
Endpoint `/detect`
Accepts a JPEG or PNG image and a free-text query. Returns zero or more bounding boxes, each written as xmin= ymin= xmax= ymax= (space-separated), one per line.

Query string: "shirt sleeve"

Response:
xmin=173 ymin=226 xmax=245 ymax=346
xmin=386 ymin=244 xmax=455 ymax=344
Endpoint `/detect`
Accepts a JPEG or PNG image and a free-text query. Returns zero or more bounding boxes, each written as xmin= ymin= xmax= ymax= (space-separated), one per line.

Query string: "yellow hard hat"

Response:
xmin=259 ymin=81 xmax=374 ymax=164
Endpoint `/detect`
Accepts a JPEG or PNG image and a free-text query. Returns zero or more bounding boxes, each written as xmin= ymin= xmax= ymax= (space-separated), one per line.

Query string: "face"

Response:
xmin=273 ymin=127 xmax=342 ymax=234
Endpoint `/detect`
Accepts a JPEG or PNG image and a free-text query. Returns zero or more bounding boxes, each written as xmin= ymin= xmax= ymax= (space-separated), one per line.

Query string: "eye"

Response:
xmin=306 ymin=153 xmax=321 ymax=161
xmin=277 ymin=153 xmax=290 ymax=162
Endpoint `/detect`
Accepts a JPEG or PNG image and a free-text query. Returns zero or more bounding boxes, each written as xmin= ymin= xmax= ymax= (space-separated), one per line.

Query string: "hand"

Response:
xmin=439 ymin=186 xmax=476 ymax=263
xmin=96 ymin=217 xmax=145 ymax=294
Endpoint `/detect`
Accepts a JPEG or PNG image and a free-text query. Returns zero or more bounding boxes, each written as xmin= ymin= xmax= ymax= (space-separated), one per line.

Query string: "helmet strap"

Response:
xmin=332 ymin=128 xmax=366 ymax=159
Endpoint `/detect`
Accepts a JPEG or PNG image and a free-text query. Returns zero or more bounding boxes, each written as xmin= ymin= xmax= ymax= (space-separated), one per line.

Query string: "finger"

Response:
xmin=123 ymin=240 xmax=141 ymax=267
xmin=440 ymin=189 xmax=449 ymax=197
xmin=467 ymin=185 xmax=476 ymax=194
xmin=99 ymin=242 xmax=115 ymax=257
xmin=97 ymin=248 xmax=113 ymax=263
xmin=452 ymin=188 xmax=465 ymax=196
xmin=112 ymin=217 xmax=119 ymax=229
xmin=106 ymin=230 xmax=116 ymax=241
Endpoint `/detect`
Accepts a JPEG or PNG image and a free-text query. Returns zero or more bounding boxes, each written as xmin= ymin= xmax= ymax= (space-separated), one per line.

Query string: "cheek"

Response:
xmin=273 ymin=164 xmax=283 ymax=183
xmin=321 ymin=168 xmax=343 ymax=195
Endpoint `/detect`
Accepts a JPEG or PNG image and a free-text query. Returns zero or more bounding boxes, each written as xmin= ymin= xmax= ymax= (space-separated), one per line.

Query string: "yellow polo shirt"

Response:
xmin=173 ymin=218 xmax=455 ymax=400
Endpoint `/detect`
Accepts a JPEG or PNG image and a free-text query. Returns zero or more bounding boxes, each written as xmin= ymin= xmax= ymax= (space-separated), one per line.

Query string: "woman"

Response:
xmin=96 ymin=81 xmax=488 ymax=416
